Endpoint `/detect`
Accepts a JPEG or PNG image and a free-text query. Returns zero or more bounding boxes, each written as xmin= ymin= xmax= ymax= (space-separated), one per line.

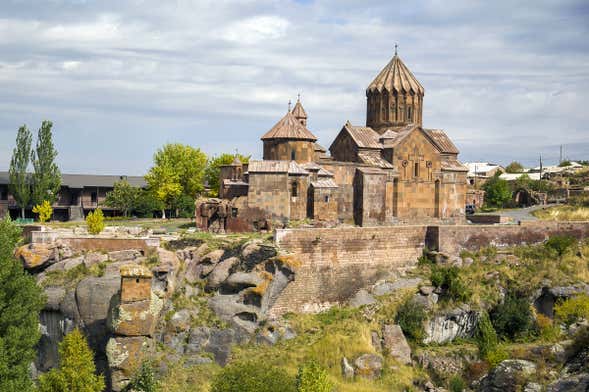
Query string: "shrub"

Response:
xmin=482 ymin=173 xmax=512 ymax=208
xmin=32 ymin=200 xmax=53 ymax=223
xmin=86 ymin=208 xmax=105 ymax=235
xmin=490 ymin=290 xmax=535 ymax=340
xmin=395 ymin=297 xmax=427 ymax=342
xmin=536 ymin=313 xmax=561 ymax=342
xmin=210 ymin=360 xmax=296 ymax=392
xmin=505 ymin=161 xmax=524 ymax=173
xmin=124 ymin=361 xmax=159 ymax=392
xmin=37 ymin=329 xmax=105 ymax=392
xmin=485 ymin=346 xmax=508 ymax=367
xmin=475 ymin=311 xmax=499 ymax=357
xmin=296 ymin=360 xmax=333 ymax=392
xmin=545 ymin=235 xmax=577 ymax=257
xmin=430 ymin=266 xmax=471 ymax=303
xmin=554 ymin=294 xmax=589 ymax=327
xmin=449 ymin=375 xmax=466 ymax=392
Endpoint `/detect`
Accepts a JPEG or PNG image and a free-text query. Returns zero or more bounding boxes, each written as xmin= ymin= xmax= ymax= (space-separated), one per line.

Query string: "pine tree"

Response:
xmin=37 ymin=329 xmax=105 ymax=392
xmin=8 ymin=125 xmax=33 ymax=218
xmin=0 ymin=217 xmax=45 ymax=391
xmin=32 ymin=120 xmax=61 ymax=205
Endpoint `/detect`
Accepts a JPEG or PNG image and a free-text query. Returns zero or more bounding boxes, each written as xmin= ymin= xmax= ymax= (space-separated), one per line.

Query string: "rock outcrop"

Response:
xmin=423 ymin=305 xmax=479 ymax=344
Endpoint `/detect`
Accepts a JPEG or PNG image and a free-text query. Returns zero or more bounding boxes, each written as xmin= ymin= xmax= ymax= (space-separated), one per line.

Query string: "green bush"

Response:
xmin=449 ymin=375 xmax=466 ymax=392
xmin=545 ymin=235 xmax=577 ymax=257
xmin=395 ymin=297 xmax=427 ymax=342
xmin=210 ymin=361 xmax=296 ymax=392
xmin=296 ymin=360 xmax=333 ymax=392
xmin=430 ymin=266 xmax=471 ymax=303
xmin=490 ymin=290 xmax=535 ymax=340
xmin=554 ymin=294 xmax=589 ymax=327
xmin=482 ymin=173 xmax=512 ymax=208
xmin=86 ymin=208 xmax=105 ymax=235
xmin=37 ymin=329 xmax=105 ymax=392
xmin=124 ymin=361 xmax=159 ymax=392
xmin=475 ymin=311 xmax=499 ymax=357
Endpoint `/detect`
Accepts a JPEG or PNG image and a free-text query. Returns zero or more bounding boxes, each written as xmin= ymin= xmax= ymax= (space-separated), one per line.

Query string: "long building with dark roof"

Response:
xmin=0 ymin=172 xmax=146 ymax=221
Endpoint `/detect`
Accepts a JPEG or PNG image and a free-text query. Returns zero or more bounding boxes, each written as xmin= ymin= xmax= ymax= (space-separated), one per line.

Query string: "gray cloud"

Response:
xmin=0 ymin=0 xmax=587 ymax=175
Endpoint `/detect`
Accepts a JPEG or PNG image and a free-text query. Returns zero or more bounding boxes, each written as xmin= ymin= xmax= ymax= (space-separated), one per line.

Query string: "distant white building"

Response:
xmin=499 ymin=172 xmax=542 ymax=181
xmin=464 ymin=162 xmax=505 ymax=185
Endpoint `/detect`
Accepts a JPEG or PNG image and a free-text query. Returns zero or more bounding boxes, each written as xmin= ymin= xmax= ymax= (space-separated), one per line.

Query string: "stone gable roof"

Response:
xmin=367 ymin=54 xmax=424 ymax=95
xmin=441 ymin=158 xmax=469 ymax=172
xmin=423 ymin=129 xmax=460 ymax=154
xmin=261 ymin=111 xmax=317 ymax=141
xmin=247 ymin=160 xmax=289 ymax=173
xmin=358 ymin=151 xmax=395 ymax=169
xmin=342 ymin=121 xmax=382 ymax=149
xmin=311 ymin=178 xmax=338 ymax=188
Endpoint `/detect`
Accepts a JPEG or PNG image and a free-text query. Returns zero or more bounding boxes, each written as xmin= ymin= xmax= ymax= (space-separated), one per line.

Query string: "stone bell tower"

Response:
xmin=366 ymin=47 xmax=425 ymax=134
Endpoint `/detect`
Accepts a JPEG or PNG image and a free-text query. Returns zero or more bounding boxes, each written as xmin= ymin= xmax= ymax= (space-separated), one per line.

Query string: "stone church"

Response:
xmin=216 ymin=52 xmax=468 ymax=227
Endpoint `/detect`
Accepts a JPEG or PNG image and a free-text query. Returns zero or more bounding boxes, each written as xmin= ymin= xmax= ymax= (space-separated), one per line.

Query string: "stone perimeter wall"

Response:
xmin=270 ymin=221 xmax=589 ymax=317
xmin=270 ymin=225 xmax=428 ymax=317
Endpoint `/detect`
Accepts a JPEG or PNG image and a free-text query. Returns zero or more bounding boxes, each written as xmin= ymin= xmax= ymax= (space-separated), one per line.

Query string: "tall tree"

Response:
xmin=37 ymin=329 xmax=105 ymax=392
xmin=0 ymin=217 xmax=45 ymax=391
xmin=8 ymin=125 xmax=33 ymax=218
xmin=482 ymin=173 xmax=512 ymax=208
xmin=204 ymin=153 xmax=250 ymax=197
xmin=32 ymin=120 xmax=61 ymax=205
xmin=145 ymin=143 xmax=207 ymax=218
xmin=505 ymin=161 xmax=524 ymax=173
xmin=104 ymin=180 xmax=140 ymax=217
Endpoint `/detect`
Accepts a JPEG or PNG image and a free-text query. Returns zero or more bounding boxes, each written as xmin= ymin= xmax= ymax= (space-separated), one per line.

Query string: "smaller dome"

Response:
xmin=367 ymin=54 xmax=424 ymax=95
xmin=261 ymin=110 xmax=317 ymax=141
xmin=291 ymin=98 xmax=307 ymax=119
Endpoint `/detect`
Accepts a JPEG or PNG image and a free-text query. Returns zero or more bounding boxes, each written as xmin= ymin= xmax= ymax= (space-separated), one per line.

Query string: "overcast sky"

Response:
xmin=0 ymin=0 xmax=588 ymax=175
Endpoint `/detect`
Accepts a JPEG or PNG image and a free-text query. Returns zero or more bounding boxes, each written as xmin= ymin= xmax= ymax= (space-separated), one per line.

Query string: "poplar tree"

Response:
xmin=8 ymin=125 xmax=33 ymax=218
xmin=32 ymin=120 xmax=61 ymax=205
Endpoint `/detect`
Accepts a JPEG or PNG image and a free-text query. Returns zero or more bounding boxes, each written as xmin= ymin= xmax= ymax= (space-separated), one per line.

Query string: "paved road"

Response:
xmin=496 ymin=204 xmax=557 ymax=222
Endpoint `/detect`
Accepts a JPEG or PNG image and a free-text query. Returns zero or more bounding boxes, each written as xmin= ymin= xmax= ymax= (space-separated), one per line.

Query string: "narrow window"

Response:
xmin=324 ymin=195 xmax=329 ymax=203
xmin=91 ymin=192 xmax=97 ymax=203
xmin=291 ymin=182 xmax=298 ymax=197
xmin=291 ymin=150 xmax=296 ymax=161
xmin=414 ymin=162 xmax=419 ymax=178
xmin=407 ymin=106 xmax=413 ymax=121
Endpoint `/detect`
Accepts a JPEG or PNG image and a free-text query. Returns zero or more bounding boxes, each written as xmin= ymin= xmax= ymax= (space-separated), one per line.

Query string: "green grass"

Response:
xmin=40 ymin=261 xmax=108 ymax=288
xmin=46 ymin=218 xmax=195 ymax=233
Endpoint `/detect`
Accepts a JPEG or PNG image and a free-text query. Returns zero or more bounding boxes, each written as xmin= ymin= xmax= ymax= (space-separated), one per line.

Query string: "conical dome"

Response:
xmin=261 ymin=110 xmax=317 ymax=141
xmin=291 ymin=99 xmax=307 ymax=119
xmin=367 ymin=54 xmax=424 ymax=95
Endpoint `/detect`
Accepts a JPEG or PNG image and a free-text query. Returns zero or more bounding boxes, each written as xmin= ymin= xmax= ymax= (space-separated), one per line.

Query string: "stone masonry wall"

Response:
xmin=269 ymin=226 xmax=428 ymax=317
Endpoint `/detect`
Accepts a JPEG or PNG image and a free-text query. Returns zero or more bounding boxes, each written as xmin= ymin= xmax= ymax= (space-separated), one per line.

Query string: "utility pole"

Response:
xmin=539 ymin=154 xmax=543 ymax=180
xmin=559 ymin=145 xmax=563 ymax=164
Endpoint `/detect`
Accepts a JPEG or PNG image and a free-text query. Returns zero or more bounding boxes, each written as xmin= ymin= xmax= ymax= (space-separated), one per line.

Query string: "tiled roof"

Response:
xmin=247 ymin=160 xmax=289 ymax=173
xmin=441 ymin=159 xmax=468 ymax=172
xmin=380 ymin=124 xmax=418 ymax=148
xmin=301 ymin=162 xmax=321 ymax=171
xmin=317 ymin=167 xmax=334 ymax=177
xmin=288 ymin=161 xmax=309 ymax=175
xmin=311 ymin=179 xmax=338 ymax=188
xmin=313 ymin=143 xmax=327 ymax=152
xmin=343 ymin=122 xmax=382 ymax=149
xmin=367 ymin=54 xmax=424 ymax=95
xmin=423 ymin=129 xmax=460 ymax=154
xmin=0 ymin=171 xmax=146 ymax=188
xmin=358 ymin=151 xmax=395 ymax=169
xmin=291 ymin=98 xmax=307 ymax=119
xmin=261 ymin=111 xmax=317 ymax=141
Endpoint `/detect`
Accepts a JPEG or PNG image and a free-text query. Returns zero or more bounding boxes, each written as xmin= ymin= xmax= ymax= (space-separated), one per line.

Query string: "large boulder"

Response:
xmin=534 ymin=284 xmax=589 ymax=318
xmin=479 ymin=359 xmax=537 ymax=392
xmin=240 ymin=240 xmax=277 ymax=269
xmin=44 ymin=256 xmax=84 ymax=273
xmin=15 ymin=243 xmax=58 ymax=270
xmin=223 ymin=272 xmax=263 ymax=292
xmin=206 ymin=257 xmax=239 ymax=290
xmin=106 ymin=336 xmax=154 ymax=391
xmin=107 ymin=249 xmax=142 ymax=262
xmin=423 ymin=306 xmax=479 ymax=344
xmin=547 ymin=374 xmax=589 ymax=392
xmin=349 ymin=289 xmax=376 ymax=308
xmin=44 ymin=286 xmax=66 ymax=311
xmin=353 ymin=353 xmax=383 ymax=380
xmin=372 ymin=277 xmax=422 ymax=296
xmin=108 ymin=292 xmax=163 ymax=337
xmin=382 ymin=324 xmax=411 ymax=364
xmin=84 ymin=252 xmax=108 ymax=268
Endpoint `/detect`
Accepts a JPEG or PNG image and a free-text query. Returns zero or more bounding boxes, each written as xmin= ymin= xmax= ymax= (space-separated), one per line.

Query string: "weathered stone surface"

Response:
xmin=534 ymin=284 xmax=589 ymax=318
xmin=416 ymin=350 xmax=470 ymax=381
xmin=45 ymin=256 xmax=84 ymax=273
xmin=16 ymin=243 xmax=57 ymax=270
xmin=241 ymin=240 xmax=278 ymax=269
xmin=546 ymin=374 xmax=589 ymax=392
xmin=84 ymin=251 xmax=108 ymax=268
xmin=353 ymin=353 xmax=383 ymax=380
xmin=185 ymin=327 xmax=211 ymax=354
xmin=109 ymin=297 xmax=159 ymax=337
xmin=106 ymin=336 xmax=153 ymax=391
xmin=107 ymin=249 xmax=142 ymax=262
xmin=223 ymin=271 xmax=263 ymax=291
xmin=423 ymin=306 xmax=479 ymax=344
xmin=206 ymin=328 xmax=234 ymax=365
xmin=382 ymin=324 xmax=411 ymax=364
xmin=76 ymin=276 xmax=120 ymax=326
xmin=372 ymin=277 xmax=422 ymax=296
xmin=479 ymin=359 xmax=537 ymax=392
xmin=341 ymin=357 xmax=354 ymax=379
xmin=413 ymin=292 xmax=438 ymax=310
xmin=44 ymin=286 xmax=66 ymax=311
xmin=163 ymin=332 xmax=187 ymax=354
xmin=420 ymin=285 xmax=434 ymax=295
xmin=206 ymin=257 xmax=239 ymax=290
xmin=167 ymin=309 xmax=193 ymax=333
xmin=349 ymin=289 xmax=376 ymax=308
xmin=208 ymin=294 xmax=259 ymax=322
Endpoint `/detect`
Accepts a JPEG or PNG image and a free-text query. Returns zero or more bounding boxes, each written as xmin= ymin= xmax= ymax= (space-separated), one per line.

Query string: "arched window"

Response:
xmin=291 ymin=181 xmax=298 ymax=197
